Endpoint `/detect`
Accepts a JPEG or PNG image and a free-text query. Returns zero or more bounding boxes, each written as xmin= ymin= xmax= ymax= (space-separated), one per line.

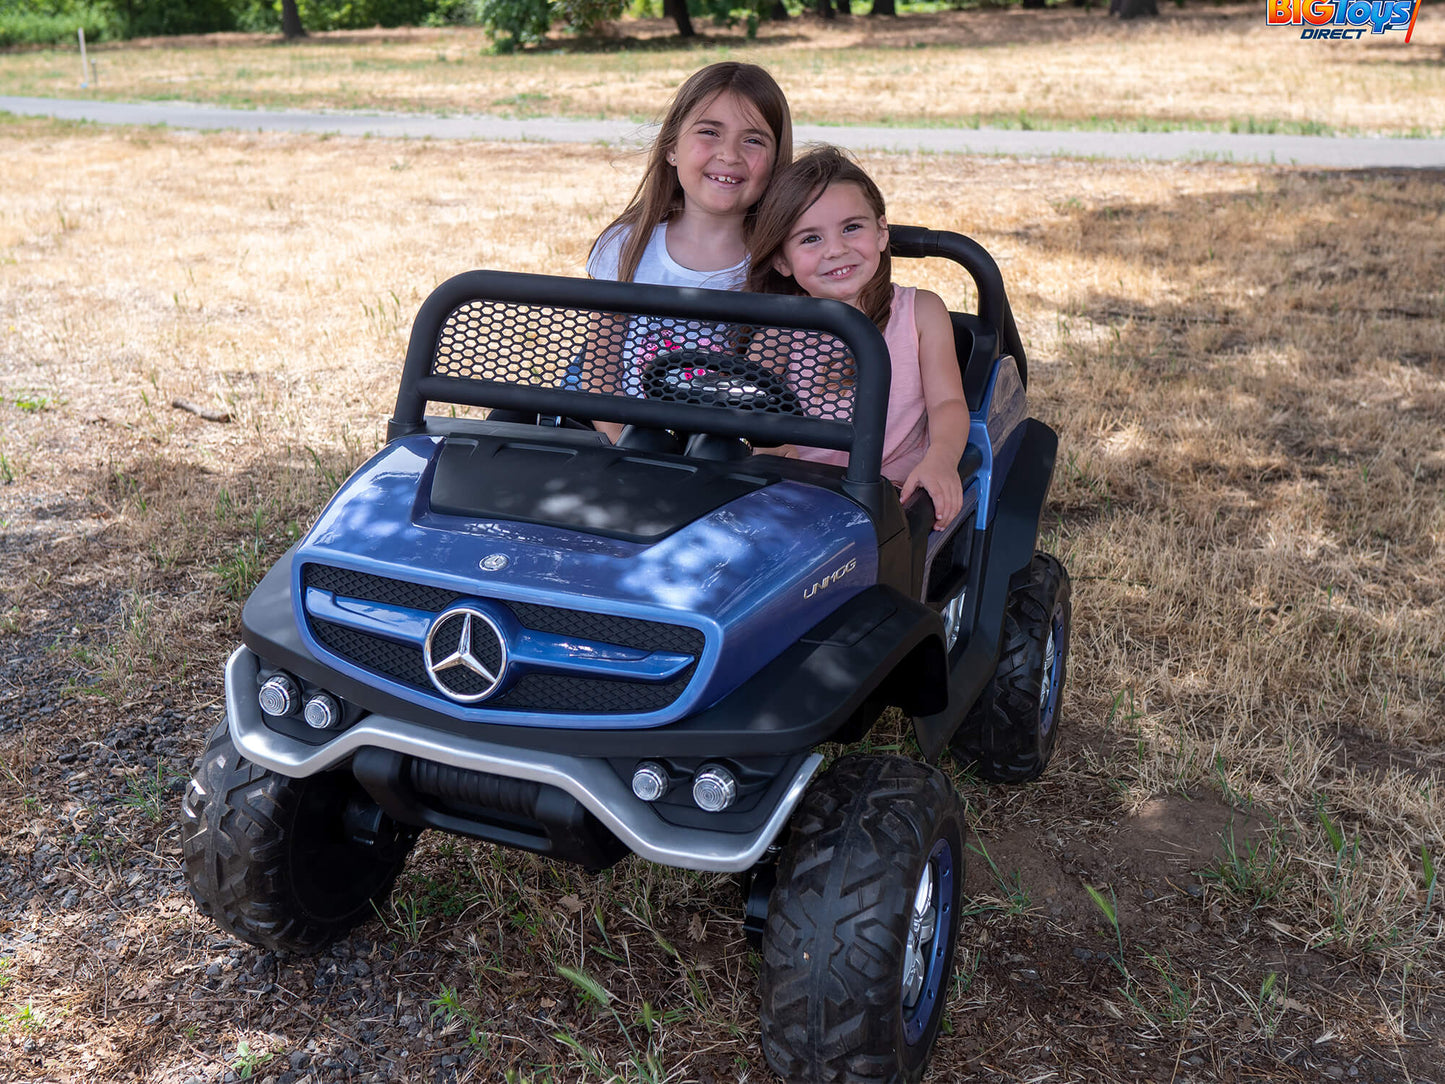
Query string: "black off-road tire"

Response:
xmin=759 ymin=756 xmax=965 ymax=1084
xmin=180 ymin=715 xmax=417 ymax=954
xmin=951 ymin=552 xmax=1071 ymax=783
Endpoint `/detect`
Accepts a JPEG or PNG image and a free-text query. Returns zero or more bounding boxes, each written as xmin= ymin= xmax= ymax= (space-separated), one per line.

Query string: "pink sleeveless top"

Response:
xmin=794 ymin=285 xmax=929 ymax=484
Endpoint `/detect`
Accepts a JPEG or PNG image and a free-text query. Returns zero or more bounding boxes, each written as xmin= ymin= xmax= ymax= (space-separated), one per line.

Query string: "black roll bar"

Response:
xmin=889 ymin=225 xmax=1027 ymax=386
xmin=389 ymin=270 xmax=892 ymax=488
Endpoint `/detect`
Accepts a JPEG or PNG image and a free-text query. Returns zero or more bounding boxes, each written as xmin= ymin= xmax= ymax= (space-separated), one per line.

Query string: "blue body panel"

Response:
xmin=293 ymin=436 xmax=878 ymax=729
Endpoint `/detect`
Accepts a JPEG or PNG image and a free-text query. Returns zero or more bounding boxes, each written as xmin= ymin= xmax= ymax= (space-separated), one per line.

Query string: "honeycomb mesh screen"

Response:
xmin=432 ymin=300 xmax=858 ymax=423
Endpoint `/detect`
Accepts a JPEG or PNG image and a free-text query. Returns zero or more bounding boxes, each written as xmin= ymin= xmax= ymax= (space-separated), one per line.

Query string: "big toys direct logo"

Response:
xmin=1267 ymin=0 xmax=1423 ymax=40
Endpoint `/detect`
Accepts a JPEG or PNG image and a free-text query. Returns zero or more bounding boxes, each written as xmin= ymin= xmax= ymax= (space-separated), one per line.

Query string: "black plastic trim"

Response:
xmin=350 ymin=747 xmax=628 ymax=871
xmin=911 ymin=417 xmax=1059 ymax=761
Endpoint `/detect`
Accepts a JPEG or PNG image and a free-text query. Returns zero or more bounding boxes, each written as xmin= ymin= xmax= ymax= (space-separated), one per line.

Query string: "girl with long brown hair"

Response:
xmin=588 ymin=61 xmax=792 ymax=288
xmin=576 ymin=64 xmax=792 ymax=441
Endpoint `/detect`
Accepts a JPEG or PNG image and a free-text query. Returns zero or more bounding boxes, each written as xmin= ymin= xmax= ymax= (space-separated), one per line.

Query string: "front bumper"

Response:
xmin=225 ymin=645 xmax=822 ymax=873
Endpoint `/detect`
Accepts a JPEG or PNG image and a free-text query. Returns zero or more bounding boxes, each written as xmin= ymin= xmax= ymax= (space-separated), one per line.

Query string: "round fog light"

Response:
xmin=692 ymin=765 xmax=737 ymax=813
xmin=258 ymin=674 xmax=299 ymax=717
xmin=303 ymin=693 xmax=341 ymax=730
xmin=631 ymin=762 xmax=669 ymax=802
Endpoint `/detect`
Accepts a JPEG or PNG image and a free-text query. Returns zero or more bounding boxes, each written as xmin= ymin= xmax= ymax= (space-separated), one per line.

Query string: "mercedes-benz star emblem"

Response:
xmin=423 ymin=606 xmax=508 ymax=703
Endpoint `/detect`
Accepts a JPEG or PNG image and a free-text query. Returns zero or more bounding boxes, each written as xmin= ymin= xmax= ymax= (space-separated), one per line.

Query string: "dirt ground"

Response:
xmin=0 ymin=100 xmax=1442 ymax=1084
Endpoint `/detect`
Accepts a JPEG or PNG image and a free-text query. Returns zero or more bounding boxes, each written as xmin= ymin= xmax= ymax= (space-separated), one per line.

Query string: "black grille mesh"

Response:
xmin=508 ymin=601 xmax=703 ymax=656
xmin=303 ymin=564 xmax=702 ymax=714
xmin=304 ymin=563 xmax=460 ymax=613
xmin=432 ymin=300 xmax=857 ymax=424
xmin=494 ymin=668 xmax=696 ymax=714
xmin=313 ymin=618 xmax=430 ymax=689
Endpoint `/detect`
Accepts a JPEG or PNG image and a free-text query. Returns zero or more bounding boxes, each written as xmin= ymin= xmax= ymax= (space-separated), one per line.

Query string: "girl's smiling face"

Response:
xmin=669 ymin=91 xmax=778 ymax=219
xmin=771 ymin=181 xmax=889 ymax=308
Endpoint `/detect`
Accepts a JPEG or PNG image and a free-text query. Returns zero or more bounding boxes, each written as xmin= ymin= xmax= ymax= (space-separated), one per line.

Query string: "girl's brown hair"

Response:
xmin=745 ymin=146 xmax=893 ymax=332
xmin=589 ymin=62 xmax=793 ymax=283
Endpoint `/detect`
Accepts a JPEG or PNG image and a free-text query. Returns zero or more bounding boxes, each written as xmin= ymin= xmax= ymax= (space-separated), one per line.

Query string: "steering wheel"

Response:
xmin=640 ymin=350 xmax=802 ymax=416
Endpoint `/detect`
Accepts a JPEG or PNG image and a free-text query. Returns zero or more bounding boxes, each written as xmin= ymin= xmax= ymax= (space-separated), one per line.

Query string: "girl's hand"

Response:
xmin=752 ymin=443 xmax=798 ymax=459
xmin=901 ymin=451 xmax=964 ymax=528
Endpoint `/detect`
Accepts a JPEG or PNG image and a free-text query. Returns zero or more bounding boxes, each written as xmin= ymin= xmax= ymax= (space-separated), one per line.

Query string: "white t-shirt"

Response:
xmin=587 ymin=222 xmax=749 ymax=290
xmin=585 ymin=223 xmax=749 ymax=396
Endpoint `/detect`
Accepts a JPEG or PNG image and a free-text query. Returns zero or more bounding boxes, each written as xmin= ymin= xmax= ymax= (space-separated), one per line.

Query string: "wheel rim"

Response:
xmin=901 ymin=837 xmax=955 ymax=1045
xmin=942 ymin=588 xmax=967 ymax=652
xmin=1038 ymin=607 xmax=1066 ymax=740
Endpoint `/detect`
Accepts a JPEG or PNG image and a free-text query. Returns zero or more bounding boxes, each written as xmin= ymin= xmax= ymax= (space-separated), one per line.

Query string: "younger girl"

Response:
xmin=746 ymin=147 xmax=968 ymax=528
xmin=584 ymin=62 xmax=793 ymax=440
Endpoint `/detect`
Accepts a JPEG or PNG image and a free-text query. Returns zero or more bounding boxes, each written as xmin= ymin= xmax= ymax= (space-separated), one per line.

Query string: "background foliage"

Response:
xmin=0 ymin=0 xmax=487 ymax=44
xmin=0 ymin=0 xmax=937 ymax=48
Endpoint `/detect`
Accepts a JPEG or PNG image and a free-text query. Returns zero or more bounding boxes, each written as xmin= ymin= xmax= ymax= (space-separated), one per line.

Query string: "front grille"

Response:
xmin=313 ymin=617 xmax=430 ymax=689
xmin=496 ymin=668 xmax=696 ymax=713
xmin=509 ymin=601 xmax=703 ymax=655
xmin=303 ymin=564 xmax=702 ymax=715
xmin=305 ymin=564 xmax=461 ymax=613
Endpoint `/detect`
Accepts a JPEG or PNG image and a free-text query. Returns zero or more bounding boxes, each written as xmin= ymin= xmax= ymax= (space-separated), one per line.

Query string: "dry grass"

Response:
xmin=1 ymin=5 xmax=1443 ymax=136
xmin=1 ymin=114 xmax=1443 ymax=1081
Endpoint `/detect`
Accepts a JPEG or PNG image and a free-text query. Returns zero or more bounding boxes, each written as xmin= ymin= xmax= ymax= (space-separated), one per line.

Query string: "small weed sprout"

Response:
xmin=1421 ymin=845 xmax=1438 ymax=925
xmin=376 ymin=891 xmax=427 ymax=945
xmin=1 ymin=1000 xmax=44 ymax=1035
xmin=555 ymin=965 xmax=668 ymax=1083
xmin=1316 ymin=801 xmax=1376 ymax=951
xmin=966 ymin=836 xmax=1033 ymax=918
xmin=120 ymin=761 xmax=182 ymax=823
xmin=1084 ymin=883 xmax=1194 ymax=1032
xmin=430 ymin=984 xmax=491 ymax=1053
xmin=1199 ymin=820 xmax=1290 ymax=907
xmin=1222 ymin=970 xmax=1289 ymax=1037
xmin=13 ymin=393 xmax=54 ymax=413
xmin=216 ymin=537 xmax=267 ymax=601
xmin=229 ymin=1038 xmax=274 ymax=1080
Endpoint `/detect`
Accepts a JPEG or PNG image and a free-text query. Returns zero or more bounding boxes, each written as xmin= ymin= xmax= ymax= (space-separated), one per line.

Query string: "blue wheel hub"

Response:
xmin=1039 ymin=608 xmax=1066 ymax=740
xmin=901 ymin=837 xmax=955 ymax=1044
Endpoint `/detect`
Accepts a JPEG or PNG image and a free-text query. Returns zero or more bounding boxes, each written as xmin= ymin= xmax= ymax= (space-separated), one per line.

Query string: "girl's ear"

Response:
xmin=876 ymin=217 xmax=890 ymax=253
xmin=771 ymin=253 xmax=793 ymax=278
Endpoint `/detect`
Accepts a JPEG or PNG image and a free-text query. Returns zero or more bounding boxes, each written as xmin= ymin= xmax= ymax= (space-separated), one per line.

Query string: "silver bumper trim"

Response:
xmin=225 ymin=645 xmax=820 ymax=873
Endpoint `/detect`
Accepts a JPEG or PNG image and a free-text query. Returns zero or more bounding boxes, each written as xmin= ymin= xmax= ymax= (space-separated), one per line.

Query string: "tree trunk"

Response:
xmin=836 ymin=0 xmax=851 ymax=13
xmin=1022 ymin=0 xmax=1047 ymax=8
xmin=870 ymin=0 xmax=896 ymax=14
xmin=769 ymin=0 xmax=789 ymax=19
xmin=816 ymin=0 xmax=835 ymax=20
xmin=280 ymin=0 xmax=306 ymax=38
xmin=1109 ymin=0 xmax=1158 ymax=17
xmin=665 ymin=0 xmax=696 ymax=37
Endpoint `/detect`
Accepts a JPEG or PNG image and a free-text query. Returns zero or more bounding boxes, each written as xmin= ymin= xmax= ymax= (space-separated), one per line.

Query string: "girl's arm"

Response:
xmin=899 ymin=289 xmax=969 ymax=528
xmin=577 ymin=312 xmax=627 ymax=443
xmin=584 ymin=227 xmax=629 ymax=442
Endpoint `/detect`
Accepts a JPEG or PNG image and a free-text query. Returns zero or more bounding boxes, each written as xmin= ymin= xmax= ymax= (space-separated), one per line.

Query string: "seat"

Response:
xmin=952 ymin=312 xmax=999 ymax=412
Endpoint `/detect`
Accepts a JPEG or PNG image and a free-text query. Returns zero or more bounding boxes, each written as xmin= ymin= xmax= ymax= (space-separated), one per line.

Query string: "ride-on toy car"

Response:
xmin=180 ymin=226 xmax=1070 ymax=1083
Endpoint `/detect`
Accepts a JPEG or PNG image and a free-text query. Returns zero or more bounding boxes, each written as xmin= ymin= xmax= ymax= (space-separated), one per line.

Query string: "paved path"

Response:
xmin=4 ymin=94 xmax=1444 ymax=168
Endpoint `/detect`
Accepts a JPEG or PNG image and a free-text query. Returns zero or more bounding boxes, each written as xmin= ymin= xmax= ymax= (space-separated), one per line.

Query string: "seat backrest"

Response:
xmin=951 ymin=312 xmax=999 ymax=412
